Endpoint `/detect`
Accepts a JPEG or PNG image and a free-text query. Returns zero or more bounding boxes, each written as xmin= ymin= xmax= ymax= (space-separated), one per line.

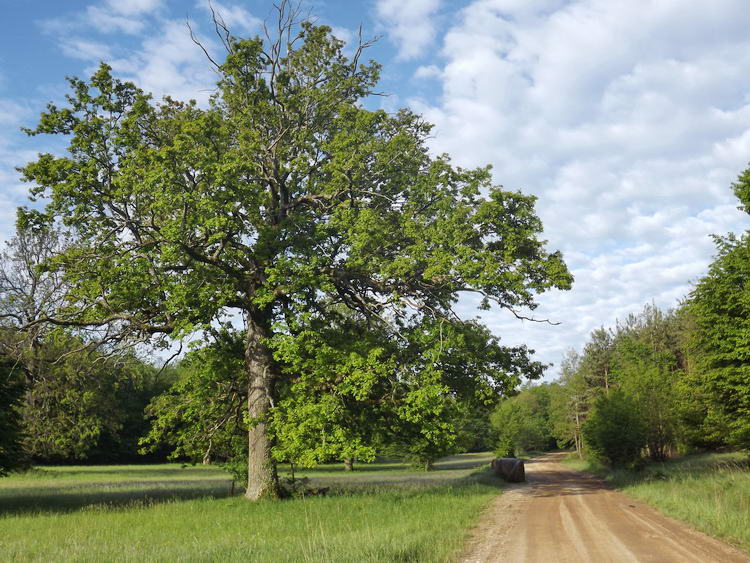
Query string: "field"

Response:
xmin=564 ymin=452 xmax=750 ymax=551
xmin=0 ymin=452 xmax=499 ymax=562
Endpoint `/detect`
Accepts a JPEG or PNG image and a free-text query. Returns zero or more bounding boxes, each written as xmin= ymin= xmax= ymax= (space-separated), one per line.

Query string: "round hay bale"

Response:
xmin=491 ymin=457 xmax=526 ymax=482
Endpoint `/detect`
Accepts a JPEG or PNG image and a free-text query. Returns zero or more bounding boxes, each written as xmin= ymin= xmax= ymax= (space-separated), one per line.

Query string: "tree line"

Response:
xmin=493 ymin=166 xmax=750 ymax=467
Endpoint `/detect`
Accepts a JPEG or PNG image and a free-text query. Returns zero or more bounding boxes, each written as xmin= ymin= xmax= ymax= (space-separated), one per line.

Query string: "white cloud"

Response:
xmin=0 ymin=100 xmax=30 ymax=126
xmin=41 ymin=0 xmax=164 ymax=37
xmin=418 ymin=0 xmax=750 ymax=373
xmin=109 ymin=20 xmax=218 ymax=104
xmin=106 ymin=0 xmax=163 ymax=16
xmin=195 ymin=1 xmax=261 ymax=35
xmin=84 ymin=6 xmax=146 ymax=34
xmin=59 ymin=39 xmax=114 ymax=61
xmin=375 ymin=0 xmax=441 ymax=60
xmin=414 ymin=64 xmax=441 ymax=79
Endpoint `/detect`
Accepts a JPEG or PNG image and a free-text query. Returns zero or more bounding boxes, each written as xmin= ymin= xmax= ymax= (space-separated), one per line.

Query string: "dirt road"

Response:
xmin=461 ymin=452 xmax=749 ymax=563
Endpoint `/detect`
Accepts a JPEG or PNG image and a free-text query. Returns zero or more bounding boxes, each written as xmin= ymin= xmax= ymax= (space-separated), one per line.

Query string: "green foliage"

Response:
xmin=0 ymin=353 xmax=26 ymax=475
xmin=268 ymin=310 xmax=395 ymax=468
xmin=18 ymin=17 xmax=571 ymax=494
xmin=14 ymin=331 xmax=161 ymax=463
xmin=580 ymin=327 xmax=615 ymax=391
xmin=688 ymin=228 xmax=750 ymax=451
xmin=491 ymin=384 xmax=555 ymax=457
xmin=140 ymin=330 xmax=248 ymax=480
xmin=582 ymin=389 xmax=647 ymax=468
xmin=612 ymin=306 xmax=684 ymax=460
xmin=548 ymin=351 xmax=589 ymax=454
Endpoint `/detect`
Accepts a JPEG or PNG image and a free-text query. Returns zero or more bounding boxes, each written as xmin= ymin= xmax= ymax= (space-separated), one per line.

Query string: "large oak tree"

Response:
xmin=18 ymin=10 xmax=572 ymax=499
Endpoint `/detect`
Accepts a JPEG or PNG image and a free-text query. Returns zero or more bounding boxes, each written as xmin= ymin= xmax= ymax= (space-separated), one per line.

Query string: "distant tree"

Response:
xmin=549 ymin=349 xmax=589 ymax=457
xmin=18 ymin=331 xmax=159 ymax=462
xmin=1 ymin=224 xmax=161 ymax=463
xmin=580 ymin=327 xmax=615 ymax=392
xmin=491 ymin=384 xmax=555 ymax=457
xmin=141 ymin=330 xmax=248 ymax=478
xmin=18 ymin=6 xmax=571 ymax=498
xmin=0 ymin=352 xmax=26 ymax=475
xmin=673 ymin=306 xmax=730 ymax=449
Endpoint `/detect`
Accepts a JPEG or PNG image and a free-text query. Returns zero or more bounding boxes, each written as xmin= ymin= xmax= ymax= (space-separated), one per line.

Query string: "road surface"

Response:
xmin=461 ymin=452 xmax=749 ymax=563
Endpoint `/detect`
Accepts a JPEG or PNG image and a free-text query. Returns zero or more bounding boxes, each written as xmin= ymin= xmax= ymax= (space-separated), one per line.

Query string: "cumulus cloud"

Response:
xmin=375 ymin=0 xmax=441 ymax=60
xmin=40 ymin=0 xmax=164 ymax=37
xmin=109 ymin=20 xmax=218 ymax=104
xmin=59 ymin=39 xmax=114 ymax=61
xmin=420 ymin=0 xmax=750 ymax=372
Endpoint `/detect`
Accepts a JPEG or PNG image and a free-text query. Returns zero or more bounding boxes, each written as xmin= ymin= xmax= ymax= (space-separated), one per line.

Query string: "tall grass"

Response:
xmin=564 ymin=452 xmax=750 ymax=551
xmin=0 ymin=454 xmax=500 ymax=562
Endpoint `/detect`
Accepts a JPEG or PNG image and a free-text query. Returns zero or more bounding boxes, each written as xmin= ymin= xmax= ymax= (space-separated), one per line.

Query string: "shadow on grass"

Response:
xmin=0 ymin=481 xmax=234 ymax=517
xmin=2 ymin=452 xmax=503 ymax=517
xmin=315 ymin=465 xmax=506 ymax=497
xmin=32 ymin=467 xmax=227 ymax=478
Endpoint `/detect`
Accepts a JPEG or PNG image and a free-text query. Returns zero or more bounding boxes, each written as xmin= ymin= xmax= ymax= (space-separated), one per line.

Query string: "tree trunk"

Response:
xmin=244 ymin=313 xmax=281 ymax=500
xmin=344 ymin=457 xmax=354 ymax=471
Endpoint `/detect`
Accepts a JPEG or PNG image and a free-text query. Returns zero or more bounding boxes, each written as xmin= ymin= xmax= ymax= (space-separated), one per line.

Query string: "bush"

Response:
xmin=582 ymin=389 xmax=647 ymax=469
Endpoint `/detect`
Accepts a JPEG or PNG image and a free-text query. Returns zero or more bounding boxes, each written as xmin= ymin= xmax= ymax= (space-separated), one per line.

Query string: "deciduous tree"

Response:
xmin=18 ymin=6 xmax=571 ymax=498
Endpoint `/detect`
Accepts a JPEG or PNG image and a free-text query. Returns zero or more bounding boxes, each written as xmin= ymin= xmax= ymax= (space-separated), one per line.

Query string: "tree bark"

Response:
xmin=244 ymin=313 xmax=281 ymax=500
xmin=344 ymin=457 xmax=354 ymax=471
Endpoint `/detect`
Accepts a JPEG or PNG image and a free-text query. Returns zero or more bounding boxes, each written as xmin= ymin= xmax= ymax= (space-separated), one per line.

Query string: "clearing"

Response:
xmin=0 ymin=452 xmax=496 ymax=562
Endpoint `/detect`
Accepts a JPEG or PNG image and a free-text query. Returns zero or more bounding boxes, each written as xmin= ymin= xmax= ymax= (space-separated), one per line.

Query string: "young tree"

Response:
xmin=580 ymin=327 xmax=615 ymax=392
xmin=18 ymin=8 xmax=571 ymax=498
xmin=582 ymin=389 xmax=647 ymax=468
xmin=141 ymin=330 xmax=248 ymax=474
xmin=612 ymin=305 xmax=683 ymax=461
xmin=549 ymin=350 xmax=589 ymax=457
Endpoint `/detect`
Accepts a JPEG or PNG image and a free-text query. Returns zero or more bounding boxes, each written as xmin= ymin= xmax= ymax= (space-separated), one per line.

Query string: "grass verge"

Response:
xmin=562 ymin=451 xmax=750 ymax=551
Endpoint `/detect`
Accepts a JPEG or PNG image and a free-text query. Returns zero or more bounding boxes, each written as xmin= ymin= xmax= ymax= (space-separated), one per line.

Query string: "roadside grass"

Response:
xmin=563 ymin=451 xmax=750 ymax=551
xmin=0 ymin=452 xmax=500 ymax=562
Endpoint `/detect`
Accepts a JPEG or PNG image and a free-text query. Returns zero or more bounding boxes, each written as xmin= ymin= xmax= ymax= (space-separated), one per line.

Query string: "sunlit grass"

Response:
xmin=0 ymin=453 xmax=500 ymax=562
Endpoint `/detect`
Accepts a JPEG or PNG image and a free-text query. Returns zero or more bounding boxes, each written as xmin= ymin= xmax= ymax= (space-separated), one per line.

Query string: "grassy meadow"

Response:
xmin=0 ymin=452 xmax=499 ymax=562
xmin=564 ymin=452 xmax=750 ymax=551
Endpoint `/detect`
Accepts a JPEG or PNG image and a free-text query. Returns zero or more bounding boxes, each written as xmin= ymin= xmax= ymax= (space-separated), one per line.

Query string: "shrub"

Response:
xmin=582 ymin=389 xmax=647 ymax=468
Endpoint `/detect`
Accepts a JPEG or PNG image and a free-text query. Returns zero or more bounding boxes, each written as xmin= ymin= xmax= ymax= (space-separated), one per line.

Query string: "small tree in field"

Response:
xmin=17 ymin=5 xmax=572 ymax=499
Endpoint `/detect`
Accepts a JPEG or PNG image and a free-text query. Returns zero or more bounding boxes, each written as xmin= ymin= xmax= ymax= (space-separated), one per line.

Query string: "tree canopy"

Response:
xmin=18 ymin=9 xmax=571 ymax=498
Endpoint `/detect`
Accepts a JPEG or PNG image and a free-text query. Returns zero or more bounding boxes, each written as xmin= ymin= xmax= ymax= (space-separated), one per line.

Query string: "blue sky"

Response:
xmin=2 ymin=0 xmax=750 ymax=373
